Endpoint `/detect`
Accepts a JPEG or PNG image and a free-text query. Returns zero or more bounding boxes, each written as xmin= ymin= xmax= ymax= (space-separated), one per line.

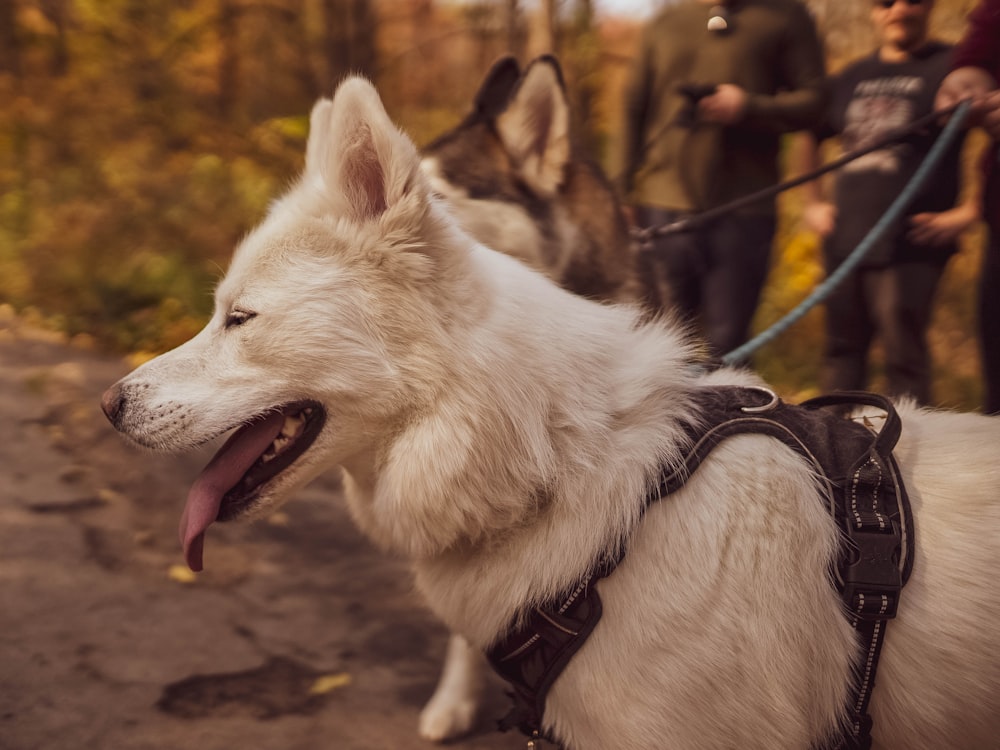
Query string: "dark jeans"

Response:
xmin=979 ymin=228 xmax=1000 ymax=414
xmin=635 ymin=207 xmax=775 ymax=359
xmin=823 ymin=259 xmax=947 ymax=405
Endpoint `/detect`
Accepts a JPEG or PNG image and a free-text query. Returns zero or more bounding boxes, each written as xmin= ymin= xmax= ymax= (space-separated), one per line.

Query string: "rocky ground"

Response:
xmin=0 ymin=310 xmax=512 ymax=750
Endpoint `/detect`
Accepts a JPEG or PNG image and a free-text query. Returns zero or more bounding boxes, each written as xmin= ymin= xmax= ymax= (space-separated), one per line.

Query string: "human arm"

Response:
xmin=738 ymin=1 xmax=828 ymax=133
xmin=981 ymin=89 xmax=1000 ymax=139
xmin=908 ymin=142 xmax=985 ymax=247
xmin=951 ymin=0 xmax=1000 ymax=76
xmin=907 ymin=201 xmax=980 ymax=246
xmin=617 ymin=31 xmax=655 ymax=199
xmin=697 ymin=84 xmax=749 ymax=125
xmin=936 ymin=0 xmax=1000 ymax=137
xmin=908 ymin=131 xmax=986 ymax=247
xmin=937 ymin=66 xmax=999 ymax=136
xmin=791 ymin=130 xmax=837 ymax=237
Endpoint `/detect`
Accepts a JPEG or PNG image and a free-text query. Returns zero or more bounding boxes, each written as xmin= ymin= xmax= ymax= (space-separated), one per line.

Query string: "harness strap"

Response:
xmin=487 ymin=387 xmax=913 ymax=749
xmin=488 ymin=561 xmax=618 ymax=744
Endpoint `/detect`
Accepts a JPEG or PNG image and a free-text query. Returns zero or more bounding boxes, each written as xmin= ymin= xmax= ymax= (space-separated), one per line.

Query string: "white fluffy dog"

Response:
xmin=102 ymin=77 xmax=1000 ymax=749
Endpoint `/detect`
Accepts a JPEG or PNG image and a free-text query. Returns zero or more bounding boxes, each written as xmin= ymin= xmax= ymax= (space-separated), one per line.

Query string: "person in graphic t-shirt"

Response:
xmin=797 ymin=0 xmax=981 ymax=405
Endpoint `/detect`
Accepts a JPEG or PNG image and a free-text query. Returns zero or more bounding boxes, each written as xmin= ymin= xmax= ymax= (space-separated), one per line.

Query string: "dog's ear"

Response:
xmin=305 ymin=97 xmax=334 ymax=180
xmin=495 ymin=55 xmax=570 ymax=197
xmin=307 ymin=78 xmax=423 ymax=223
xmin=472 ymin=55 xmax=521 ymax=122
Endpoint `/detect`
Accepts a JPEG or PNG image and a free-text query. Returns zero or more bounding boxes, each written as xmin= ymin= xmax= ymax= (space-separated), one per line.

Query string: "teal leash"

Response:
xmin=722 ymin=100 xmax=972 ymax=367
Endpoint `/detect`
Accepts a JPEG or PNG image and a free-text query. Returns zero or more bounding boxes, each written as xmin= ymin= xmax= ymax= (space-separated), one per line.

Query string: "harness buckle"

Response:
xmin=526 ymin=730 xmax=547 ymax=749
xmin=840 ymin=529 xmax=902 ymax=620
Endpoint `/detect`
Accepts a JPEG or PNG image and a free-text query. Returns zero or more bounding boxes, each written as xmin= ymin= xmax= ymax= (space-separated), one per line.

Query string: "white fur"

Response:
xmin=105 ymin=78 xmax=1000 ymax=749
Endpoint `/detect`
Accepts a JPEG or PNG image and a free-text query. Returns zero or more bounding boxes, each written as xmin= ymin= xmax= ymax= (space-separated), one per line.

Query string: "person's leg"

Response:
xmin=871 ymin=260 xmax=946 ymax=405
xmin=823 ymin=265 xmax=874 ymax=394
xmin=699 ymin=214 xmax=775 ymax=358
xmin=634 ymin=206 xmax=702 ymax=323
xmin=978 ymin=229 xmax=1000 ymax=414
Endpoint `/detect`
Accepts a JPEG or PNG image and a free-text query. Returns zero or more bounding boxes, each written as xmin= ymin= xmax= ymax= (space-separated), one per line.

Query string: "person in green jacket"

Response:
xmin=619 ymin=0 xmax=826 ymax=359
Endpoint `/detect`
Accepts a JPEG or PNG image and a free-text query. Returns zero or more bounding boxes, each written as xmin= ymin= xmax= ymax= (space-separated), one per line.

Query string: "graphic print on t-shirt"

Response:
xmin=842 ymin=76 xmax=923 ymax=175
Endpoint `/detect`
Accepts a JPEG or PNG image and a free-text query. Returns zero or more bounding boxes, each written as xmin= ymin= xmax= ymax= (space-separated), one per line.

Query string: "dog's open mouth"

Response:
xmin=179 ymin=401 xmax=325 ymax=572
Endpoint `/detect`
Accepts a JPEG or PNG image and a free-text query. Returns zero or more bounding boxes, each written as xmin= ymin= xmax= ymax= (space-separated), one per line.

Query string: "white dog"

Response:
xmin=102 ymin=77 xmax=1000 ymax=749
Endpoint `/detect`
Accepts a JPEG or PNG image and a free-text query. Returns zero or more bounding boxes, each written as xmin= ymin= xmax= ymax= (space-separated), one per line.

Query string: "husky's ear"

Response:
xmin=309 ymin=77 xmax=423 ymax=223
xmin=496 ymin=55 xmax=570 ymax=197
xmin=305 ymin=97 xmax=334 ymax=178
xmin=472 ymin=55 xmax=521 ymax=122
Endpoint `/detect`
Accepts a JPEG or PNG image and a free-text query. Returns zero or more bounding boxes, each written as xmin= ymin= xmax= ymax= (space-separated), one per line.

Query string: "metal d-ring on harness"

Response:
xmin=486 ymin=386 xmax=914 ymax=750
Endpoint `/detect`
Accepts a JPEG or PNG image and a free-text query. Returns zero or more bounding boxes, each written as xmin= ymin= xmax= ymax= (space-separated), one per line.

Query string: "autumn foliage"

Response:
xmin=0 ymin=0 xmax=987 ymax=408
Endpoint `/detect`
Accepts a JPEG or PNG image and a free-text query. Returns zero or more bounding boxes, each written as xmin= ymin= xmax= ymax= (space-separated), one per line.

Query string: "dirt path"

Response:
xmin=0 ymin=311 xmax=511 ymax=750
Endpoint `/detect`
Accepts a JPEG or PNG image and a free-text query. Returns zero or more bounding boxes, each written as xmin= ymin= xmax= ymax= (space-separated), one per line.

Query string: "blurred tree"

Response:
xmin=503 ymin=0 xmax=525 ymax=58
xmin=0 ymin=0 xmax=985 ymax=408
xmin=1 ymin=0 xmax=23 ymax=76
xmin=217 ymin=0 xmax=240 ymax=118
xmin=322 ymin=0 xmax=376 ymax=88
xmin=286 ymin=0 xmax=321 ymax=99
xmin=534 ymin=0 xmax=557 ymax=54
xmin=39 ymin=0 xmax=70 ymax=76
xmin=566 ymin=0 xmax=599 ymax=153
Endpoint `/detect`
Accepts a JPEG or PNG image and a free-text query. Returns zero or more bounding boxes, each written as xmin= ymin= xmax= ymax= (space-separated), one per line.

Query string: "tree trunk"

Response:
xmin=39 ymin=0 xmax=70 ymax=76
xmin=533 ymin=0 xmax=557 ymax=56
xmin=350 ymin=0 xmax=376 ymax=78
xmin=217 ymin=0 xmax=241 ymax=119
xmin=322 ymin=0 xmax=348 ymax=87
xmin=290 ymin=0 xmax=321 ymax=98
xmin=569 ymin=0 xmax=598 ymax=153
xmin=504 ymin=0 xmax=524 ymax=59
xmin=0 ymin=0 xmax=21 ymax=77
xmin=322 ymin=0 xmax=377 ymax=91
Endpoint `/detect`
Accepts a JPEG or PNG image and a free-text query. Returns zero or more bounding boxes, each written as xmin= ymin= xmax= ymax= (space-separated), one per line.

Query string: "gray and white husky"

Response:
xmin=421 ymin=55 xmax=636 ymax=303
xmin=417 ymin=56 xmax=639 ymax=739
xmin=103 ymin=76 xmax=1000 ymax=749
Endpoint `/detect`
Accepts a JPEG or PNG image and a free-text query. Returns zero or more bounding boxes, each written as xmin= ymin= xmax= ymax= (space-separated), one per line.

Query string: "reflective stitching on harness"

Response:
xmin=850 ymin=456 xmax=888 ymax=531
xmin=658 ymin=417 xmax=837 ymax=513
xmin=870 ymin=459 xmax=886 ymax=531
xmin=851 ymin=594 xmax=887 ymax=727
xmin=486 ymin=387 xmax=913 ymax=750
xmin=535 ymin=609 xmax=579 ymax=637
xmin=851 ymin=463 xmax=865 ymax=529
xmin=558 ymin=577 xmax=591 ymax=614
xmin=499 ymin=634 xmax=541 ymax=662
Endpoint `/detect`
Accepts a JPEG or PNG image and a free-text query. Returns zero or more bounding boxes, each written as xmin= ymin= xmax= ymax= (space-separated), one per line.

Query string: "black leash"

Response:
xmin=632 ymin=101 xmax=964 ymax=245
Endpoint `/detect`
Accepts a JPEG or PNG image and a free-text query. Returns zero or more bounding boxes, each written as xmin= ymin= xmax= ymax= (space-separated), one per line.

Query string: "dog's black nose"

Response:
xmin=101 ymin=383 xmax=124 ymax=425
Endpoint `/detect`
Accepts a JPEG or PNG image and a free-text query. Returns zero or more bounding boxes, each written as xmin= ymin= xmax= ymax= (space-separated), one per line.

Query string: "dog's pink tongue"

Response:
xmin=180 ymin=413 xmax=285 ymax=572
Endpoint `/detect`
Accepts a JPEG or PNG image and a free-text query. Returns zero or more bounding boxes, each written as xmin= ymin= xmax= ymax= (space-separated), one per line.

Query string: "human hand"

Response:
xmin=697 ymin=84 xmax=748 ymax=125
xmin=936 ymin=66 xmax=999 ymax=134
xmin=803 ymin=201 xmax=837 ymax=238
xmin=908 ymin=204 xmax=978 ymax=247
xmin=980 ymin=89 xmax=1000 ymax=139
xmin=621 ymin=203 xmax=637 ymax=227
xmin=936 ymin=66 xmax=996 ymax=109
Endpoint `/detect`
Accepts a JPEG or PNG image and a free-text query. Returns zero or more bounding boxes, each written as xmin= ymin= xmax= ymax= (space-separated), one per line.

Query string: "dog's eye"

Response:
xmin=225 ymin=310 xmax=257 ymax=329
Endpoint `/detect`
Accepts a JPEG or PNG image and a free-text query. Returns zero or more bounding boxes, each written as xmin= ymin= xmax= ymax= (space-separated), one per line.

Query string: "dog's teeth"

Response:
xmin=281 ymin=414 xmax=305 ymax=439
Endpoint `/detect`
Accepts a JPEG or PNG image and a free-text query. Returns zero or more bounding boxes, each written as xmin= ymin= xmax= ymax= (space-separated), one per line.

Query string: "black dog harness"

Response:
xmin=486 ymin=386 xmax=914 ymax=749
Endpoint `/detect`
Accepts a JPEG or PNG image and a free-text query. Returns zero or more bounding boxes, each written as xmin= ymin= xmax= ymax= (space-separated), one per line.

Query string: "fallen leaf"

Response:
xmin=309 ymin=673 xmax=352 ymax=695
xmin=168 ymin=565 xmax=197 ymax=584
xmin=267 ymin=512 xmax=290 ymax=527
